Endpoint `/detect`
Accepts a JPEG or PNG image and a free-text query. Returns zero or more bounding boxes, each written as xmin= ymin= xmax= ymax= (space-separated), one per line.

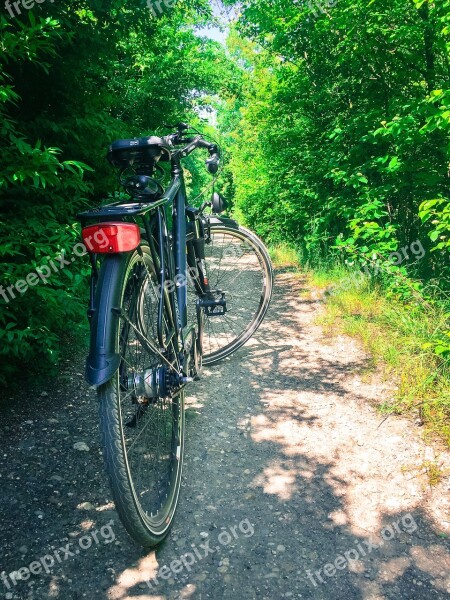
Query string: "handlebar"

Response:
xmin=164 ymin=129 xmax=221 ymax=176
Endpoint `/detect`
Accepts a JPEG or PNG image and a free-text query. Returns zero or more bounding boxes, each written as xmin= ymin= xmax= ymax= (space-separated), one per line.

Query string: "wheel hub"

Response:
xmin=128 ymin=367 xmax=192 ymax=400
xmin=128 ymin=367 xmax=168 ymax=399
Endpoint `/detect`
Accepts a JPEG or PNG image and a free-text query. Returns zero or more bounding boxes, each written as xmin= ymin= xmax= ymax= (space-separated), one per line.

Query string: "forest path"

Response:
xmin=1 ymin=270 xmax=449 ymax=600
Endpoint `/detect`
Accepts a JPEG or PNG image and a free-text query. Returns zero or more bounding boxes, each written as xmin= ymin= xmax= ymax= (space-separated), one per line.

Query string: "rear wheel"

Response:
xmin=99 ymin=246 xmax=184 ymax=547
xmin=196 ymin=222 xmax=273 ymax=365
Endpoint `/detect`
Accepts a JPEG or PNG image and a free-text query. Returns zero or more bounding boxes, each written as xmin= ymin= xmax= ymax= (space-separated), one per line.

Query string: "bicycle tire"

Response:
xmin=98 ymin=246 xmax=184 ymax=548
xmin=200 ymin=221 xmax=273 ymax=365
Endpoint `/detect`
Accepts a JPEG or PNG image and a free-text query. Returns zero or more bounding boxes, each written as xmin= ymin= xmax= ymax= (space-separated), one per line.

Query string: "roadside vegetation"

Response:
xmin=270 ymin=243 xmax=450 ymax=446
xmin=222 ymin=0 xmax=450 ymax=446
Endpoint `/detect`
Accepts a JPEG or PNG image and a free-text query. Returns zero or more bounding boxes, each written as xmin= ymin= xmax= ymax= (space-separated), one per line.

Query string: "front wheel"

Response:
xmin=99 ymin=246 xmax=184 ymax=548
xmin=199 ymin=221 xmax=273 ymax=365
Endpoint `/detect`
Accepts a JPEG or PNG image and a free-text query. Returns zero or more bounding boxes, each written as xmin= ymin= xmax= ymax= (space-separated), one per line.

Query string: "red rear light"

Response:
xmin=82 ymin=223 xmax=141 ymax=254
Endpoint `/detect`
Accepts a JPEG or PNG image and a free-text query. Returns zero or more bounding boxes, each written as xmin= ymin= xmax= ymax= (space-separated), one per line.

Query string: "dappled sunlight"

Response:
xmin=348 ymin=560 xmax=366 ymax=574
xmin=351 ymin=542 xmax=450 ymax=598
xmin=379 ymin=556 xmax=411 ymax=582
xmin=204 ymin=271 xmax=450 ymax=599
xmin=250 ymin=411 xmax=313 ymax=447
xmin=410 ymin=544 xmax=450 ymax=577
xmin=2 ymin=270 xmax=447 ymax=600
xmin=96 ymin=501 xmax=115 ymax=512
xmin=355 ymin=579 xmax=385 ymax=599
xmin=119 ymin=597 xmax=165 ymax=600
xmin=327 ymin=509 xmax=349 ymax=526
xmin=185 ymin=392 xmax=204 ymax=411
xmin=249 ymin=332 xmax=299 ymax=350
xmin=109 ymin=553 xmax=159 ymax=600
xmin=48 ymin=578 xmax=59 ymax=597
xmin=252 ymin=461 xmax=298 ymax=500
xmin=108 ymin=574 xmax=197 ymax=600
xmin=234 ymin=274 xmax=446 ymax=547
xmin=114 ymin=593 xmax=167 ymax=600
xmin=178 ymin=583 xmax=197 ymax=598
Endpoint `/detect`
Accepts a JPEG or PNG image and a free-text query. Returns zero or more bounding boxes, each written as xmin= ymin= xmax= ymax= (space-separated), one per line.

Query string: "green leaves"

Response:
xmin=423 ymin=331 xmax=450 ymax=358
xmin=419 ymin=198 xmax=450 ymax=251
xmin=0 ymin=0 xmax=234 ymax=386
xmin=387 ymin=156 xmax=400 ymax=171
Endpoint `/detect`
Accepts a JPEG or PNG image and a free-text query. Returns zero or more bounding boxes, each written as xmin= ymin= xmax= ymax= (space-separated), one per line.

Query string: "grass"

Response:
xmin=269 ymin=243 xmax=302 ymax=269
xmin=307 ymin=265 xmax=450 ymax=446
xmin=401 ymin=460 xmax=450 ymax=489
xmin=268 ymin=244 xmax=450 ymax=446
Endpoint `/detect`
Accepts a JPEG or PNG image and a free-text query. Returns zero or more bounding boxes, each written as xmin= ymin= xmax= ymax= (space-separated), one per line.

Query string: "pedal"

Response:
xmin=198 ymin=291 xmax=227 ymax=317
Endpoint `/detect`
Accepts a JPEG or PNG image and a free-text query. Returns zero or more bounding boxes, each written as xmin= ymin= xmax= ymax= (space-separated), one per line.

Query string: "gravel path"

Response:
xmin=1 ymin=270 xmax=449 ymax=600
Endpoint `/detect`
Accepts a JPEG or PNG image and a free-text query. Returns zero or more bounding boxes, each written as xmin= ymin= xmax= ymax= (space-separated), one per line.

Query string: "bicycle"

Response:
xmin=77 ymin=122 xmax=273 ymax=547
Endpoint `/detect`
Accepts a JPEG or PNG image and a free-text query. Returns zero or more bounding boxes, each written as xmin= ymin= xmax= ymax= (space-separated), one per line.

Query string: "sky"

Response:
xmin=194 ymin=0 xmax=237 ymax=45
xmin=196 ymin=25 xmax=227 ymax=44
xmin=193 ymin=1 xmax=238 ymax=125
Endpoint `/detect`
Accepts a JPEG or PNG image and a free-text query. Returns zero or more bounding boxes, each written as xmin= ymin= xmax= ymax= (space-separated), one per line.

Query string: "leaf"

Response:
xmin=388 ymin=157 xmax=399 ymax=169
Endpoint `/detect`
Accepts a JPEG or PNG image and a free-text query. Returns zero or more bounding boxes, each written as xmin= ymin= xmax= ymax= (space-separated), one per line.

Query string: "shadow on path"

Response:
xmin=0 ymin=272 xmax=449 ymax=600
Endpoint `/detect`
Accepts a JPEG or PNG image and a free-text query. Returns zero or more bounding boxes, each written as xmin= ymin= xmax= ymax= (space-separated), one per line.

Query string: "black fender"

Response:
xmin=208 ymin=215 xmax=240 ymax=228
xmin=85 ymin=252 xmax=128 ymax=386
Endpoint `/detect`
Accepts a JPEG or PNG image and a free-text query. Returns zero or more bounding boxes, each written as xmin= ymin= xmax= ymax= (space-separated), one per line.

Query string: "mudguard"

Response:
xmin=208 ymin=215 xmax=240 ymax=228
xmin=85 ymin=253 xmax=128 ymax=386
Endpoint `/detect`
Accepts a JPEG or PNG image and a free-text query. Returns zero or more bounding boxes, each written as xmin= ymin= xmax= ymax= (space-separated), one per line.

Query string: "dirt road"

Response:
xmin=1 ymin=271 xmax=449 ymax=600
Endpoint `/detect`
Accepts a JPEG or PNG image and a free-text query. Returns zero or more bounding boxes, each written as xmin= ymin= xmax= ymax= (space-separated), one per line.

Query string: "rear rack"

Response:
xmin=77 ymin=176 xmax=181 ymax=223
xmin=77 ymin=197 xmax=169 ymax=223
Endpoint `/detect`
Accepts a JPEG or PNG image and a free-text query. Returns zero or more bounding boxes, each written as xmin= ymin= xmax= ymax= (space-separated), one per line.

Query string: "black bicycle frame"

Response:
xmin=171 ymin=162 xmax=189 ymax=331
xmin=78 ymin=151 xmax=211 ymax=386
xmin=155 ymin=154 xmax=210 ymax=335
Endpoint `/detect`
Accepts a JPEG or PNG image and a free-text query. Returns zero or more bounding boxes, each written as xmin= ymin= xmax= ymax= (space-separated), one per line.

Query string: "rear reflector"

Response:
xmin=82 ymin=223 xmax=141 ymax=254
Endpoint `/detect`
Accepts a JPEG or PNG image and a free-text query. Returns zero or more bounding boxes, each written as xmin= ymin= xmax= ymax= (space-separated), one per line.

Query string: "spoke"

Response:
xmin=118 ymin=308 xmax=178 ymax=372
xmin=201 ymin=228 xmax=267 ymax=360
xmin=127 ymin=409 xmax=158 ymax=454
xmin=116 ymin=253 xmax=181 ymax=520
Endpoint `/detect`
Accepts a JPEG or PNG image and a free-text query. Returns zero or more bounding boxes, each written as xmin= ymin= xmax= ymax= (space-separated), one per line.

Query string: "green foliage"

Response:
xmin=0 ymin=3 xmax=236 ymax=386
xmin=419 ymin=198 xmax=450 ymax=251
xmin=222 ymin=0 xmax=450 ymax=288
xmin=218 ymin=0 xmax=450 ymax=441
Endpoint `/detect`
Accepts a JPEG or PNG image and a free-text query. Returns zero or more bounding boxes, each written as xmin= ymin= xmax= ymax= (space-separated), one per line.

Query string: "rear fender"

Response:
xmin=85 ymin=253 xmax=128 ymax=386
xmin=208 ymin=216 xmax=240 ymax=229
